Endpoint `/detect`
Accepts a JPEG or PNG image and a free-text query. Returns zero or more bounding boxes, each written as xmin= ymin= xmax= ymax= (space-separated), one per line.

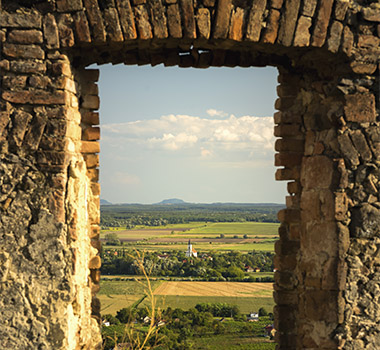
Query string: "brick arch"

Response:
xmin=0 ymin=1 xmax=379 ymax=349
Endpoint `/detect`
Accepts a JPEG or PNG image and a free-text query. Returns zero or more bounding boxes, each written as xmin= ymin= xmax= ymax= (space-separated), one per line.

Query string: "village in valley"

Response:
xmin=99 ymin=202 xmax=280 ymax=349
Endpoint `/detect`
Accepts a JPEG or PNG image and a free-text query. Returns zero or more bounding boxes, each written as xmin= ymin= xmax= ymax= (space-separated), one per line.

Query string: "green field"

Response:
xmin=141 ymin=296 xmax=275 ymax=315
xmin=101 ymin=221 xmax=279 ymax=254
xmin=193 ymin=334 xmax=276 ymax=350
xmin=99 ymin=280 xmax=275 ymax=316
xmin=184 ymin=222 xmax=279 ymax=235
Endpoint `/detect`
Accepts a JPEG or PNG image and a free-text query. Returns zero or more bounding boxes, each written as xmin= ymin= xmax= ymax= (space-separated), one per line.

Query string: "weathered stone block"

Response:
xmin=83 ymin=127 xmax=100 ymax=141
xmin=83 ymin=0 xmax=107 ymax=42
xmin=337 ymin=133 xmax=360 ymax=167
xmin=84 ymin=153 xmax=99 ymax=168
xmin=81 ymin=141 xmax=100 ymax=154
xmin=116 ymin=0 xmax=138 ymax=40
xmin=73 ymin=11 xmax=92 ymax=43
xmin=301 ymin=0 xmax=317 ymax=16
xmin=166 ymin=4 xmax=182 ymax=38
xmin=293 ymin=15 xmax=312 ymax=47
xmin=275 ymin=152 xmax=303 ymax=167
xmin=148 ymin=0 xmax=168 ymax=39
xmin=8 ymin=29 xmax=43 ymax=44
xmin=57 ymin=0 xmax=84 ymax=11
xmin=2 ymin=90 xmax=67 ymax=105
xmin=180 ymin=0 xmax=197 ymax=39
xmin=43 ymin=13 xmax=60 ymax=49
xmin=344 ymin=93 xmax=376 ymax=123
xmin=89 ymin=256 xmax=101 ymax=269
xmin=229 ymin=7 xmax=245 ymax=41
xmin=350 ymin=130 xmax=372 ymax=163
xmin=10 ymin=111 xmax=33 ymax=148
xmin=262 ymin=9 xmax=280 ymax=44
xmin=81 ymin=95 xmax=100 ymax=110
xmin=195 ymin=8 xmax=210 ymax=40
xmin=246 ymin=0 xmax=266 ymax=42
xmin=350 ymin=204 xmax=380 ymax=238
xmin=327 ymin=20 xmax=343 ymax=53
xmin=82 ymin=111 xmax=100 ymax=125
xmin=311 ymin=0 xmax=334 ymax=47
xmin=0 ymin=11 xmax=42 ymax=28
xmin=3 ymin=43 xmax=45 ymax=59
xmin=104 ymin=7 xmax=124 ymax=42
xmin=301 ymin=156 xmax=334 ymax=190
xmin=134 ymin=5 xmax=153 ymax=39
xmin=277 ymin=0 xmax=300 ymax=46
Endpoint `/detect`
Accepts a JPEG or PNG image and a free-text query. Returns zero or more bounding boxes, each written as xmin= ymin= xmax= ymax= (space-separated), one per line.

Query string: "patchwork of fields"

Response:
xmin=99 ymin=280 xmax=275 ymax=315
xmin=101 ymin=221 xmax=279 ymax=252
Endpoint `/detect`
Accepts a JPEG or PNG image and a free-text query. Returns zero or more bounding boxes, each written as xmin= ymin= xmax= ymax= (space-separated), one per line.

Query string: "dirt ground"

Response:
xmin=153 ymin=281 xmax=273 ymax=297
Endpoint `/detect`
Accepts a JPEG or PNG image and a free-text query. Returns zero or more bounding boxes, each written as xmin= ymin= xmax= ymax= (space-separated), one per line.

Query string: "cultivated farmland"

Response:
xmin=153 ymin=281 xmax=273 ymax=297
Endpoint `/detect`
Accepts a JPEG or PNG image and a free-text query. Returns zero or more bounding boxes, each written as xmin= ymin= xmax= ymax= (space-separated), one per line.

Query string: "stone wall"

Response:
xmin=0 ymin=0 xmax=379 ymax=349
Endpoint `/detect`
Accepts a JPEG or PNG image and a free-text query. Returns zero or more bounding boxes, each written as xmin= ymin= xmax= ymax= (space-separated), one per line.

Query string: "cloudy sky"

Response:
xmin=96 ymin=64 xmax=286 ymax=204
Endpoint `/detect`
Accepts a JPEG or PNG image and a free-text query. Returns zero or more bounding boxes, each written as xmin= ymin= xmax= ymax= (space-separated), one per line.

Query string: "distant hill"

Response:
xmin=156 ymin=198 xmax=187 ymax=205
xmin=100 ymin=199 xmax=113 ymax=205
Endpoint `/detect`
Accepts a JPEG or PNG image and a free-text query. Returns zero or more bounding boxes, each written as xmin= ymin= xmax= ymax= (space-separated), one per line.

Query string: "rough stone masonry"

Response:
xmin=0 ymin=0 xmax=379 ymax=349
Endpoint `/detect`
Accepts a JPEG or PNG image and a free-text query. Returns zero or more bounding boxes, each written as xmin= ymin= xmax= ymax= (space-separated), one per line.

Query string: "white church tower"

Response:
xmin=185 ymin=239 xmax=197 ymax=258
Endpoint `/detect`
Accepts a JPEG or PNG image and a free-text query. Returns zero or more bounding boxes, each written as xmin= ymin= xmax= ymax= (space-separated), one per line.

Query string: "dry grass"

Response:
xmin=153 ymin=281 xmax=273 ymax=297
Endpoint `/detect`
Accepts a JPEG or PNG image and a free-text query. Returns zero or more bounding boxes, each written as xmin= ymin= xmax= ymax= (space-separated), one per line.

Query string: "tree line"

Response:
xmin=101 ymin=249 xmax=274 ymax=281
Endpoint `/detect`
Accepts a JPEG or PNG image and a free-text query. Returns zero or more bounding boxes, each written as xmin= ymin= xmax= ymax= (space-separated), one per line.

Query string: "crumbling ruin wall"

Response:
xmin=0 ymin=0 xmax=379 ymax=349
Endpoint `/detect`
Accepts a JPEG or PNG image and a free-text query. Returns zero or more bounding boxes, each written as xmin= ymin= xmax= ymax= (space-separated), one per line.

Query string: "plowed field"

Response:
xmin=153 ymin=281 xmax=273 ymax=297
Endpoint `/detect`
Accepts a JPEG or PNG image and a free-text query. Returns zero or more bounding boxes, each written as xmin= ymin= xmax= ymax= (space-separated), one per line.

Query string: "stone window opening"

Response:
xmin=1 ymin=0 xmax=379 ymax=349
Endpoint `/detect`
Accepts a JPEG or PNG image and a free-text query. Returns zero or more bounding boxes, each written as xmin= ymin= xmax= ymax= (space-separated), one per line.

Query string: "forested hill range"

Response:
xmin=100 ymin=201 xmax=285 ymax=228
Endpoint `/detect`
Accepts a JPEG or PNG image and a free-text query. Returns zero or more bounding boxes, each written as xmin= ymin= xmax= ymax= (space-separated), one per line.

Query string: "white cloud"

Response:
xmin=113 ymin=171 xmax=141 ymax=185
xmin=101 ymin=112 xmax=275 ymax=162
xmin=147 ymin=132 xmax=198 ymax=151
xmin=206 ymin=109 xmax=228 ymax=118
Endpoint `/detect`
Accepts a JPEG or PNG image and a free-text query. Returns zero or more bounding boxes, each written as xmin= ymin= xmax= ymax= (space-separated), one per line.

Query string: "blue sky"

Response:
xmin=96 ymin=64 xmax=286 ymax=204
